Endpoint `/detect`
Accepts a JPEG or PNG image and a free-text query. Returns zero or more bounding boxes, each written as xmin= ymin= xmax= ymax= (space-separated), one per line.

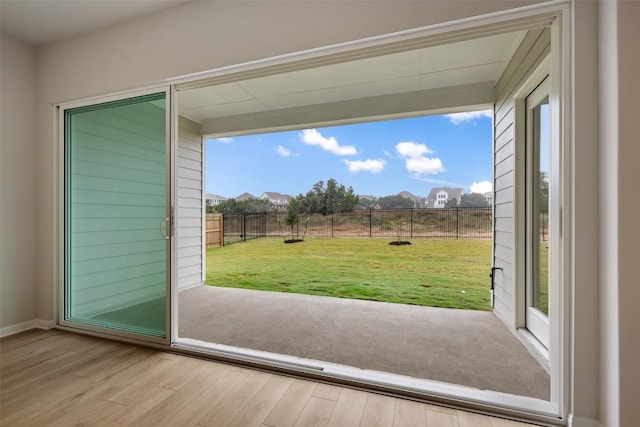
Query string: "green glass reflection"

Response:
xmin=65 ymin=93 xmax=167 ymax=337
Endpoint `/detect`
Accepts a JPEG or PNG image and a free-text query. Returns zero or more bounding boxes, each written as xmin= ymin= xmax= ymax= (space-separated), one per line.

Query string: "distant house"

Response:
xmin=397 ymin=191 xmax=422 ymax=208
xmin=356 ymin=195 xmax=377 ymax=209
xmin=425 ymin=187 xmax=464 ymax=208
xmin=483 ymin=192 xmax=493 ymax=205
xmin=260 ymin=192 xmax=292 ymax=209
xmin=235 ymin=192 xmax=257 ymax=201
xmin=205 ymin=193 xmax=227 ymax=206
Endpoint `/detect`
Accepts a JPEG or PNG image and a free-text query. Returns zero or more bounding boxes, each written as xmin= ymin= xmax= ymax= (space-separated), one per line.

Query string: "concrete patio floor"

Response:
xmin=179 ymin=285 xmax=550 ymax=401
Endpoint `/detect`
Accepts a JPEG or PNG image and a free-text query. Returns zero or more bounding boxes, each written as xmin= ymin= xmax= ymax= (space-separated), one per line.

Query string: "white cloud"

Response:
xmin=396 ymin=141 xmax=433 ymax=158
xmin=343 ymin=159 xmax=386 ymax=174
xmin=470 ymin=180 xmax=493 ymax=194
xmin=299 ymin=129 xmax=357 ymax=156
xmin=216 ymin=137 xmax=234 ymax=143
xmin=410 ymin=176 xmax=466 ymax=187
xmin=405 ymin=157 xmax=445 ymax=175
xmin=276 ymin=145 xmax=291 ymax=156
xmin=445 ymin=110 xmax=492 ymax=125
xmin=395 ymin=141 xmax=444 ymax=176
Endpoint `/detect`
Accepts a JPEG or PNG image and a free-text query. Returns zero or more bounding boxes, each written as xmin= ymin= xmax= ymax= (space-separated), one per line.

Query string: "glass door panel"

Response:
xmin=525 ymin=77 xmax=550 ymax=348
xmin=64 ymin=92 xmax=169 ymax=339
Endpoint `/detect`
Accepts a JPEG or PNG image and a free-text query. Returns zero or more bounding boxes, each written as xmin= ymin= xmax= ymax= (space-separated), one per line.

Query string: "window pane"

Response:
xmin=532 ymin=98 xmax=549 ymax=316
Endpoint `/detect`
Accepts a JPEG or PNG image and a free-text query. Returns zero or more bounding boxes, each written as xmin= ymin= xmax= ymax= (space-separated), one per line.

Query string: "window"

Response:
xmin=525 ymin=76 xmax=551 ymax=348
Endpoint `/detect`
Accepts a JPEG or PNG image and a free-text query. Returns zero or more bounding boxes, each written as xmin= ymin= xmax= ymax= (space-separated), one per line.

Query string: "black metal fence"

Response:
xmin=222 ymin=208 xmax=492 ymax=245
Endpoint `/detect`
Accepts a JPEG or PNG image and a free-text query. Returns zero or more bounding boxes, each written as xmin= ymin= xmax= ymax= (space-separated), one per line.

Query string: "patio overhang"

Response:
xmin=176 ymin=30 xmax=528 ymax=137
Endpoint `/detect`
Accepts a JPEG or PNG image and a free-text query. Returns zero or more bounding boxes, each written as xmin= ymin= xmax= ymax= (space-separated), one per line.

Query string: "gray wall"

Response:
xmin=0 ymin=34 xmax=38 ymax=330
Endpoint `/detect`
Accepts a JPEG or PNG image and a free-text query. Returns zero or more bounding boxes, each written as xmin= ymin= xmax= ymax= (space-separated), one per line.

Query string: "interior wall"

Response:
xmin=571 ymin=1 xmax=601 ymax=424
xmin=599 ymin=1 xmax=640 ymax=425
xmin=616 ymin=1 xmax=640 ymax=422
xmin=0 ymin=33 xmax=38 ymax=331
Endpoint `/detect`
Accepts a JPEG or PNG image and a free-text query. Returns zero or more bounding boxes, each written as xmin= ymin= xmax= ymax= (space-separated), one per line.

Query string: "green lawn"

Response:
xmin=206 ymin=238 xmax=492 ymax=310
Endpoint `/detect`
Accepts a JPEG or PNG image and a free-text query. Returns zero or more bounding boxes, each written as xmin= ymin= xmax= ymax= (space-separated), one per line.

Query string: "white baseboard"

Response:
xmin=568 ymin=413 xmax=602 ymax=427
xmin=0 ymin=319 xmax=55 ymax=338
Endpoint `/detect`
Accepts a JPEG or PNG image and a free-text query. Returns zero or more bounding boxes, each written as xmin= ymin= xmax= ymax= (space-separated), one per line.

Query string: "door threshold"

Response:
xmin=517 ymin=328 xmax=550 ymax=373
xmin=173 ymin=337 xmax=562 ymax=426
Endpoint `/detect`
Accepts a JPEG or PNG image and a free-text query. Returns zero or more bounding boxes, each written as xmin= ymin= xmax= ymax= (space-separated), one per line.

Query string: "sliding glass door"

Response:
xmin=62 ymin=90 xmax=172 ymax=342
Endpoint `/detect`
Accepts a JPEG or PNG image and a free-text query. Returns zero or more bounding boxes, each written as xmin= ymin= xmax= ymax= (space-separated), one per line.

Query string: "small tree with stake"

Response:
xmin=284 ymin=198 xmax=304 ymax=243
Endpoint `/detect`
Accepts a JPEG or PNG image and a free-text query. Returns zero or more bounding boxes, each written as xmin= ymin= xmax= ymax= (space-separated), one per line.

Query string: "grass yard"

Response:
xmin=206 ymin=237 xmax=492 ymax=310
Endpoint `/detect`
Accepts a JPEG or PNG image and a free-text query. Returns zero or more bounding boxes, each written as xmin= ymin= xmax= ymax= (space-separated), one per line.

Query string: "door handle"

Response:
xmin=159 ymin=217 xmax=169 ymax=239
xmin=490 ymin=267 xmax=503 ymax=291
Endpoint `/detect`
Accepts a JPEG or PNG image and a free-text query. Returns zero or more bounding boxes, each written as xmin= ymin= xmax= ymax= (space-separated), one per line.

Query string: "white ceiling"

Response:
xmin=178 ymin=31 xmax=525 ymax=125
xmin=0 ymin=0 xmax=192 ymax=46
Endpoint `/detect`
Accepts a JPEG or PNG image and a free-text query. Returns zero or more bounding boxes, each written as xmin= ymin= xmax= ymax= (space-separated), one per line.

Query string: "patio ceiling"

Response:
xmin=178 ymin=30 xmax=525 ymax=136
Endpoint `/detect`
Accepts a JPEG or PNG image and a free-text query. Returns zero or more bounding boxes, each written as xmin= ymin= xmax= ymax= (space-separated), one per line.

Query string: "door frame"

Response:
xmin=57 ymin=86 xmax=175 ymax=346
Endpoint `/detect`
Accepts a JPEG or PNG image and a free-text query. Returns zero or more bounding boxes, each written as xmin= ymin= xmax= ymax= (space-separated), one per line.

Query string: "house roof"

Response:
xmin=235 ymin=192 xmax=256 ymax=201
xmin=426 ymin=187 xmax=464 ymax=201
xmin=261 ymin=192 xmax=291 ymax=200
xmin=397 ymin=191 xmax=420 ymax=201
xmin=205 ymin=193 xmax=227 ymax=200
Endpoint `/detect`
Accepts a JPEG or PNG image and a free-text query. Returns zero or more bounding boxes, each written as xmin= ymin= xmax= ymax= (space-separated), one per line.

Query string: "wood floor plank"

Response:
xmin=489 ymin=416 xmax=536 ymax=426
xmin=197 ymin=370 xmax=272 ymax=426
xmin=56 ymin=399 xmax=130 ymax=427
xmin=456 ymin=410 xmax=494 ymax=427
xmin=425 ymin=410 xmax=460 ymax=427
xmin=312 ymin=383 xmax=343 ymax=401
xmin=293 ymin=396 xmax=336 ymax=427
xmin=425 ymin=403 xmax=458 ymax=416
xmin=226 ymin=375 xmax=294 ymax=427
xmin=263 ymin=379 xmax=317 ymax=427
xmin=0 ymin=329 xmax=51 ymax=354
xmin=145 ymin=369 xmax=249 ymax=427
xmin=0 ymin=373 xmax=93 ymax=425
xmin=325 ymin=388 xmax=368 ymax=427
xmin=359 ymin=393 xmax=396 ymax=427
xmin=394 ymin=399 xmax=427 ymax=427
xmin=123 ymin=362 xmax=229 ymax=427
xmin=106 ymin=354 xmax=178 ymax=405
xmin=71 ymin=343 xmax=139 ymax=379
xmin=62 ymin=386 xmax=175 ymax=427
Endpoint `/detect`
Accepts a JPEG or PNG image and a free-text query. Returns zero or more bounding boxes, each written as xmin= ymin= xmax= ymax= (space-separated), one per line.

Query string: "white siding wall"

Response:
xmin=177 ymin=117 xmax=203 ymax=290
xmin=492 ymin=28 xmax=550 ymax=328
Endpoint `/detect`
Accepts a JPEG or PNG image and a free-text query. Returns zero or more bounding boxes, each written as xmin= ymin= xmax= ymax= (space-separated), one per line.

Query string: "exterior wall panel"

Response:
xmin=177 ymin=116 xmax=203 ymax=290
xmin=492 ymin=27 xmax=550 ymax=327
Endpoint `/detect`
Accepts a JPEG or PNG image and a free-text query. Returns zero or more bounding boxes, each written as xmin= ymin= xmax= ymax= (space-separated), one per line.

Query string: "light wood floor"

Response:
xmin=0 ymin=329 xmax=538 ymax=427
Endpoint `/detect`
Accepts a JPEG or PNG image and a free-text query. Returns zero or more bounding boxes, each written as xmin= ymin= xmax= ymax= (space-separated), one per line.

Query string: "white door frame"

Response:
xmin=57 ymin=86 xmax=176 ymax=346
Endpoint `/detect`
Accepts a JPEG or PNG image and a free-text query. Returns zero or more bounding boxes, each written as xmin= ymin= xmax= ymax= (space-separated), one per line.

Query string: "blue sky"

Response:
xmin=205 ymin=111 xmax=493 ymax=199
